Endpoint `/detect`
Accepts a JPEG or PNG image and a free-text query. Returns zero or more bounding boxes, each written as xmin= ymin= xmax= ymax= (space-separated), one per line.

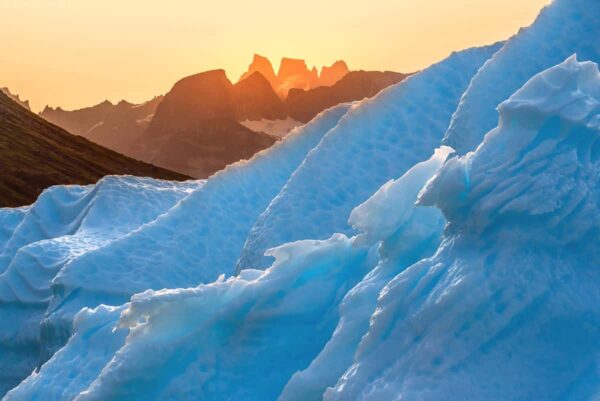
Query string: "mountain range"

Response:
xmin=130 ymin=70 xmax=278 ymax=178
xmin=240 ymin=55 xmax=351 ymax=97
xmin=40 ymin=97 xmax=163 ymax=158
xmin=40 ymin=55 xmax=408 ymax=178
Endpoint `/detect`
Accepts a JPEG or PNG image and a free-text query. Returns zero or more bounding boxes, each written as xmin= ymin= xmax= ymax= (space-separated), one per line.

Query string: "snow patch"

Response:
xmin=240 ymin=118 xmax=303 ymax=138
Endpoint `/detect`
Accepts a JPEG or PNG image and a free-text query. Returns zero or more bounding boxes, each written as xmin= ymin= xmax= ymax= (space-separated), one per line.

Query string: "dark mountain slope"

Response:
xmin=0 ymin=90 xmax=187 ymax=207
xmin=285 ymin=70 xmax=409 ymax=122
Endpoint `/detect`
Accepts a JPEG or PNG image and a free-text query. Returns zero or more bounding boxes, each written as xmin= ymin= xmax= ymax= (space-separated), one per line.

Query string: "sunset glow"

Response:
xmin=1 ymin=0 xmax=551 ymax=111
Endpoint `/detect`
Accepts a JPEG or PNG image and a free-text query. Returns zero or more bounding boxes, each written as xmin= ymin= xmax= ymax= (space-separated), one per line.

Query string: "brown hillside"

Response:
xmin=0 ymin=91 xmax=188 ymax=207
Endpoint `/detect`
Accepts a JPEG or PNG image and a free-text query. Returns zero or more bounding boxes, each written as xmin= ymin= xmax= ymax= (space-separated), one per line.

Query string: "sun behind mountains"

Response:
xmin=240 ymin=54 xmax=350 ymax=98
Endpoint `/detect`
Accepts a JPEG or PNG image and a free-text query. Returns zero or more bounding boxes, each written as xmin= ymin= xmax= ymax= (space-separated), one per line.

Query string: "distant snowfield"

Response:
xmin=240 ymin=118 xmax=303 ymax=138
xmin=2 ymin=0 xmax=600 ymax=400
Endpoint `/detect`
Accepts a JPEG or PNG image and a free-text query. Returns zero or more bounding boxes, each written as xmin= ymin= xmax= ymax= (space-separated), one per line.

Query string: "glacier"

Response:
xmin=236 ymin=43 xmax=501 ymax=271
xmin=442 ymin=0 xmax=600 ymax=154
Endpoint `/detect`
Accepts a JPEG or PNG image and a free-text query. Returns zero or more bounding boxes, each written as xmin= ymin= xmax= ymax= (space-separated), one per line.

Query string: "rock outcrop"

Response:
xmin=239 ymin=54 xmax=278 ymax=88
xmin=134 ymin=70 xmax=276 ymax=178
xmin=238 ymin=55 xmax=351 ymax=98
xmin=233 ymin=72 xmax=286 ymax=121
xmin=320 ymin=60 xmax=350 ymax=87
xmin=0 ymin=87 xmax=30 ymax=110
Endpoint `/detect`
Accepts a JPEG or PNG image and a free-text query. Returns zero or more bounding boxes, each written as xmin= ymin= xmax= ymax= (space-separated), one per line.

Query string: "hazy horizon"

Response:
xmin=1 ymin=0 xmax=551 ymax=112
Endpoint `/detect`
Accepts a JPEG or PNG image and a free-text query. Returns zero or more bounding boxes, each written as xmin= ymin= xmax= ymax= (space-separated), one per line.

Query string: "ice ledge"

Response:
xmin=419 ymin=57 xmax=600 ymax=239
xmin=499 ymin=55 xmax=600 ymax=127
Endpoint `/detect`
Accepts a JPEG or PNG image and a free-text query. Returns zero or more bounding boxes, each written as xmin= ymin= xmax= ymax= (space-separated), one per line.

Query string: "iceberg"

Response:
xmin=327 ymin=56 xmax=600 ymax=401
xmin=0 ymin=104 xmax=349 ymax=396
xmin=39 ymin=104 xmax=349 ymax=360
xmin=0 ymin=207 xmax=28 ymax=251
xmin=6 ymin=235 xmax=375 ymax=401
xmin=2 ymin=305 xmax=128 ymax=401
xmin=237 ymin=43 xmax=501 ymax=271
xmin=278 ymin=147 xmax=451 ymax=401
xmin=11 ymin=55 xmax=600 ymax=401
xmin=0 ymin=177 xmax=197 ymax=395
xmin=3 ymin=1 xmax=600 ymax=399
xmin=442 ymin=0 xmax=600 ymax=154
xmin=28 ymin=57 xmax=600 ymax=401
xmin=3 ymin=145 xmax=451 ymax=401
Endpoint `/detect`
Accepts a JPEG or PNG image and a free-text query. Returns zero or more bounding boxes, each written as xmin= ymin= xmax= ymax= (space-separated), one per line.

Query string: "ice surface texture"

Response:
xmin=237 ymin=43 xmax=500 ymax=271
xmin=2 ymin=305 xmax=128 ymax=401
xmin=278 ymin=148 xmax=451 ymax=401
xmin=4 ymin=1 xmax=600 ymax=399
xmin=0 ymin=104 xmax=348 ymax=397
xmin=326 ymin=56 xmax=600 ymax=401
xmin=0 ymin=207 xmax=27 ymax=251
xmin=13 ymin=56 xmax=600 ymax=401
xmin=0 ymin=177 xmax=196 ymax=395
xmin=442 ymin=0 xmax=600 ymax=154
xmin=40 ymin=104 xmax=349 ymax=354
xmin=3 ymin=145 xmax=449 ymax=401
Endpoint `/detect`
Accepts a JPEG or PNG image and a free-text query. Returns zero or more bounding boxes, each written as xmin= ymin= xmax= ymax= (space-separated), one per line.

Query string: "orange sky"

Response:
xmin=0 ymin=0 xmax=551 ymax=112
